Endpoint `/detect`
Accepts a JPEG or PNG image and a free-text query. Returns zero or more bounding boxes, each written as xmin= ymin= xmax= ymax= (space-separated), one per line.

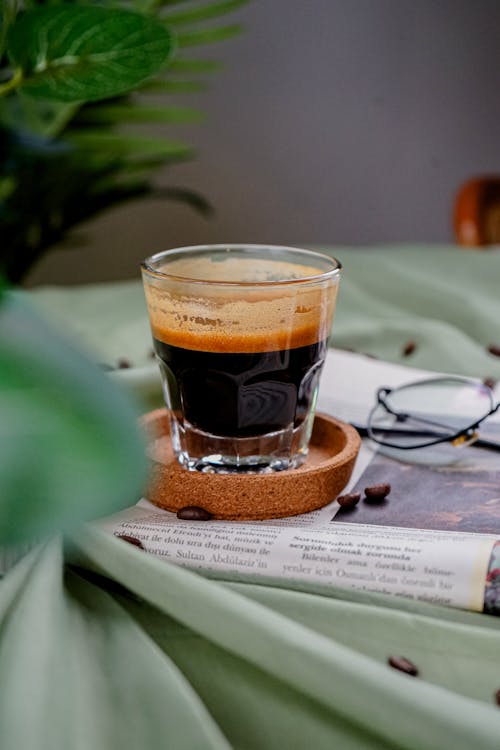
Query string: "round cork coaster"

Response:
xmin=141 ymin=409 xmax=361 ymax=521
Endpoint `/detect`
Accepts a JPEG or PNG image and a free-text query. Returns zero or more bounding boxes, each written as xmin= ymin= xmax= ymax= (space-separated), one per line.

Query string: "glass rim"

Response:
xmin=140 ymin=244 xmax=342 ymax=287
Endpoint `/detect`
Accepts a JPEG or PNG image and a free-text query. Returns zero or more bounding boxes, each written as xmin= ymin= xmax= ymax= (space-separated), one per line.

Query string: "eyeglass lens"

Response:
xmin=368 ymin=378 xmax=495 ymax=449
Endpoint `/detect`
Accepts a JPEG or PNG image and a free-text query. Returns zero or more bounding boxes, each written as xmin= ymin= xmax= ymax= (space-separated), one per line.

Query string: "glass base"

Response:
xmin=170 ymin=417 xmax=314 ymax=474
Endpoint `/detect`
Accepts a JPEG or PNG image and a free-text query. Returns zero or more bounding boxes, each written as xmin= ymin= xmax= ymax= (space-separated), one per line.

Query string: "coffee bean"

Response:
xmin=117 ymin=358 xmax=131 ymax=369
xmin=116 ymin=534 xmax=144 ymax=549
xmin=487 ymin=345 xmax=500 ymax=358
xmin=495 ymin=688 xmax=500 ymax=706
xmin=177 ymin=505 xmax=213 ymax=521
xmin=388 ymin=655 xmax=419 ymax=676
xmin=483 ymin=377 xmax=497 ymax=391
xmin=364 ymin=483 xmax=391 ymax=501
xmin=402 ymin=340 xmax=417 ymax=357
xmin=337 ymin=492 xmax=361 ymax=508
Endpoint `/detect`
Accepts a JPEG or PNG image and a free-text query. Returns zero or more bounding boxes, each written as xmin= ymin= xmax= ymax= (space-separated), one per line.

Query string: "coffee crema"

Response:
xmin=144 ymin=282 xmax=337 ymax=354
xmin=151 ymin=320 xmax=327 ymax=354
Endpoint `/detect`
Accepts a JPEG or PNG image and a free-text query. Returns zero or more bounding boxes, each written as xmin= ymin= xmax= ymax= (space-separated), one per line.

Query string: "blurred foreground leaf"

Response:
xmin=0 ymin=292 xmax=147 ymax=544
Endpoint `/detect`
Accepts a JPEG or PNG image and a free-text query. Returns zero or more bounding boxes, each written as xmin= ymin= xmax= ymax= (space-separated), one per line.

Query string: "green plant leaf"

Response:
xmin=167 ymin=58 xmax=223 ymax=73
xmin=137 ymin=0 xmax=199 ymax=7
xmin=154 ymin=186 xmax=213 ymax=215
xmin=138 ymin=78 xmax=207 ymax=93
xmin=0 ymin=93 xmax=78 ymax=138
xmin=177 ymin=23 xmax=243 ymax=47
xmin=0 ymin=0 xmax=17 ymax=60
xmin=0 ymin=0 xmax=248 ymax=281
xmin=162 ymin=0 xmax=249 ymax=26
xmin=67 ymin=131 xmax=193 ymax=161
xmin=0 ymin=124 xmax=200 ymax=282
xmin=7 ymin=5 xmax=175 ymax=102
xmin=76 ymin=103 xmax=204 ymax=124
xmin=0 ymin=292 xmax=147 ymax=544
xmin=0 ymin=175 xmax=16 ymax=201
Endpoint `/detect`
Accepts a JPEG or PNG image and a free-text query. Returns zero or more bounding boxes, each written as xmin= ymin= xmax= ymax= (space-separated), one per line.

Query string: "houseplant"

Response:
xmin=0 ymin=0 xmax=247 ymax=544
xmin=0 ymin=0 xmax=247 ymax=283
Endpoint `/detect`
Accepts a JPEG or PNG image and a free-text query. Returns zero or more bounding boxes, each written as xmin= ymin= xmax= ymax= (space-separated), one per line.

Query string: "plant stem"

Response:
xmin=0 ymin=67 xmax=23 ymax=98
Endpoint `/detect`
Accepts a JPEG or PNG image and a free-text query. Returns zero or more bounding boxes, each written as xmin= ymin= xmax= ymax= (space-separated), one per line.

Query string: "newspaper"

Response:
xmin=100 ymin=350 xmax=500 ymax=615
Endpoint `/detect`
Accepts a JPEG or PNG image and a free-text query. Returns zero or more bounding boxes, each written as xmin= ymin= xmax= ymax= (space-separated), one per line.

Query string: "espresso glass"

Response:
xmin=141 ymin=245 xmax=341 ymax=473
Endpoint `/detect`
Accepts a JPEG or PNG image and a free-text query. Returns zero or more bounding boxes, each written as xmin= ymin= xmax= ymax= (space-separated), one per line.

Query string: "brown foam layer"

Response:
xmin=152 ymin=321 xmax=325 ymax=353
xmin=143 ymin=271 xmax=339 ymax=353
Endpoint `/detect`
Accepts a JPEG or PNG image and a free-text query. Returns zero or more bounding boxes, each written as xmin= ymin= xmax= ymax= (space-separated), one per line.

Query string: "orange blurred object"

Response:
xmin=454 ymin=176 xmax=500 ymax=247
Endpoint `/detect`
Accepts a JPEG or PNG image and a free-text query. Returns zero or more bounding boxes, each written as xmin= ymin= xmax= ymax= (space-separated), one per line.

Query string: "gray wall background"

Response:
xmin=27 ymin=0 xmax=500 ymax=286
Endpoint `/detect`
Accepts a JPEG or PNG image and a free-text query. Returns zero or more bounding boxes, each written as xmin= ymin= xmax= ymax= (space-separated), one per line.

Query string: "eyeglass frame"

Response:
xmin=366 ymin=376 xmax=500 ymax=450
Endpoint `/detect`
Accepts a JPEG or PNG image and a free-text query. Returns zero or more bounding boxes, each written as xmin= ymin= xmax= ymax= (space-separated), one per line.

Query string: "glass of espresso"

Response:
xmin=141 ymin=245 xmax=341 ymax=473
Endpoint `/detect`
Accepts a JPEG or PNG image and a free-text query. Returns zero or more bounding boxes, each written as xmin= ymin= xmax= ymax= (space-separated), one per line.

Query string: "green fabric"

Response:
xmin=1 ymin=530 xmax=500 ymax=749
xmin=327 ymin=244 xmax=500 ymax=380
xmin=7 ymin=244 xmax=499 ymax=748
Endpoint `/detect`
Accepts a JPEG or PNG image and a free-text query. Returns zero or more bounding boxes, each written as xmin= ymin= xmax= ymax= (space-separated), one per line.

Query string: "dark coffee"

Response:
xmin=153 ymin=336 xmax=327 ymax=437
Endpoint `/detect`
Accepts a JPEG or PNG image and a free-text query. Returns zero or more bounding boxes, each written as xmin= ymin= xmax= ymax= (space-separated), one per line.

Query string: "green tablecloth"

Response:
xmin=5 ymin=244 xmax=500 ymax=749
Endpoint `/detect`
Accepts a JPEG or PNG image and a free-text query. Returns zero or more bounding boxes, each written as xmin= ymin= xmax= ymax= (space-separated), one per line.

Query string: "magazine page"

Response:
xmin=100 ymin=349 xmax=500 ymax=615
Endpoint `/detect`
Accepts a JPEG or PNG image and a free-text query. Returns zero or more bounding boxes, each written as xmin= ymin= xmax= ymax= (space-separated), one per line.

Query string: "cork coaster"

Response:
xmin=141 ymin=410 xmax=361 ymax=520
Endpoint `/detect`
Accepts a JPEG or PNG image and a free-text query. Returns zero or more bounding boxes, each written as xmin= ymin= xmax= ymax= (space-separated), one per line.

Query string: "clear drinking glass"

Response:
xmin=141 ymin=244 xmax=341 ymax=473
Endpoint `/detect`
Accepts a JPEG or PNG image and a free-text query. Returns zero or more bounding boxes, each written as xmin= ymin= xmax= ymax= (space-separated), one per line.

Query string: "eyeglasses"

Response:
xmin=366 ymin=376 xmax=500 ymax=451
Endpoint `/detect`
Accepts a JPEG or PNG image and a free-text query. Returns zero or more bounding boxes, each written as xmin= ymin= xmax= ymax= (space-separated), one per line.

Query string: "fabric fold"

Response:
xmin=71 ymin=526 xmax=500 ymax=750
xmin=0 ymin=540 xmax=231 ymax=750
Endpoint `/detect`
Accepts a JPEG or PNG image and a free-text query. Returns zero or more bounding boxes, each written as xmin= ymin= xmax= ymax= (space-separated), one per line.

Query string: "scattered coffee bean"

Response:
xmin=364 ymin=483 xmax=391 ymax=501
xmin=483 ymin=377 xmax=497 ymax=391
xmin=495 ymin=688 xmax=500 ymax=706
xmin=117 ymin=358 xmax=131 ymax=369
xmin=177 ymin=505 xmax=213 ymax=521
xmin=388 ymin=655 xmax=419 ymax=677
xmin=337 ymin=492 xmax=361 ymax=508
xmin=402 ymin=340 xmax=417 ymax=357
xmin=487 ymin=344 xmax=500 ymax=358
xmin=116 ymin=534 xmax=144 ymax=549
